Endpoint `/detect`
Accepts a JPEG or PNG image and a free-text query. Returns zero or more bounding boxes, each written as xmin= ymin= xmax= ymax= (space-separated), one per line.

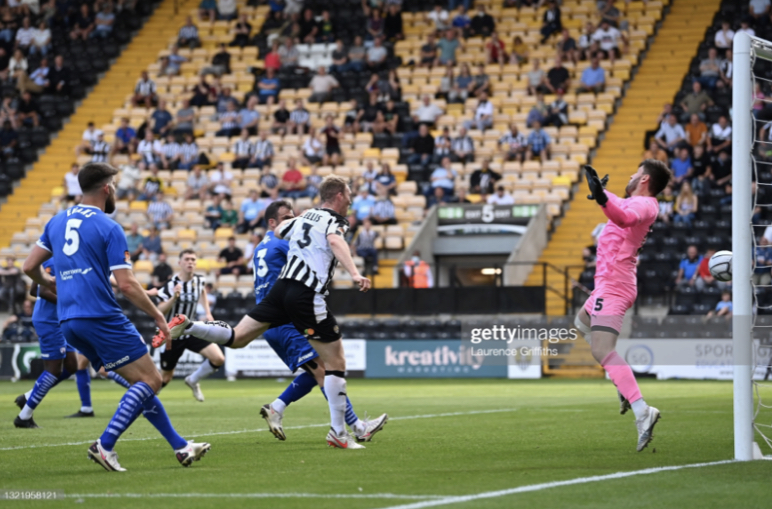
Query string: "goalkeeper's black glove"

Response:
xmin=584 ymin=165 xmax=609 ymax=207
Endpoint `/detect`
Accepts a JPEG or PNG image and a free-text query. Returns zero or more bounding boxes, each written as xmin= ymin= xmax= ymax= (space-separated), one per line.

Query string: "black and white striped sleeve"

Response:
xmin=325 ymin=217 xmax=348 ymax=237
xmin=277 ymin=218 xmax=298 ymax=239
xmin=157 ymin=281 xmax=173 ymax=302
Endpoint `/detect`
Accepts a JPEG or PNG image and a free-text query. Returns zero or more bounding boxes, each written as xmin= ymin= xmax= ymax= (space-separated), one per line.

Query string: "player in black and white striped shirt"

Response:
xmin=159 ymin=176 xmax=374 ymax=449
xmin=90 ymin=133 xmax=110 ymax=163
xmin=156 ymin=249 xmax=222 ymax=402
xmin=287 ymin=99 xmax=311 ymax=134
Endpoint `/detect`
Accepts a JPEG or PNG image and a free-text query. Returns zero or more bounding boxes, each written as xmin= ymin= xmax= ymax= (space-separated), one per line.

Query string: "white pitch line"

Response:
xmin=373 ymin=459 xmax=738 ymax=509
xmin=0 ymin=408 xmax=517 ymax=452
xmin=65 ymin=493 xmax=446 ymax=500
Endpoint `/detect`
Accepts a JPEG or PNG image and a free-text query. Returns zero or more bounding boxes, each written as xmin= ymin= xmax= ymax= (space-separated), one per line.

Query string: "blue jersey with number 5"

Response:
xmin=37 ymin=205 xmax=131 ymax=321
xmin=253 ymin=230 xmax=289 ymax=304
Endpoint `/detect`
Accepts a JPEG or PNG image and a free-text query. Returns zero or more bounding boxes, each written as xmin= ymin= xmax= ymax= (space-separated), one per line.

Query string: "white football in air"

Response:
xmin=708 ymin=250 xmax=732 ymax=282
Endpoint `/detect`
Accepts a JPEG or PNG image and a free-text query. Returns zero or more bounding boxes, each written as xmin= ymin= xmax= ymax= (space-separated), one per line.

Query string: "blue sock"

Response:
xmin=320 ymin=387 xmax=360 ymax=427
xmin=277 ymin=371 xmax=317 ymax=406
xmin=25 ymin=371 xmax=59 ymax=411
xmin=107 ymin=371 xmax=131 ymax=389
xmin=100 ymin=382 xmax=155 ymax=451
xmin=75 ymin=369 xmax=91 ymax=410
xmin=142 ymin=396 xmax=188 ymax=450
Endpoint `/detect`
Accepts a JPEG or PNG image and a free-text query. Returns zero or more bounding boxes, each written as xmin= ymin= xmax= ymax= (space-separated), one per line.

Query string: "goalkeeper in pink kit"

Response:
xmin=574 ymin=159 xmax=672 ymax=451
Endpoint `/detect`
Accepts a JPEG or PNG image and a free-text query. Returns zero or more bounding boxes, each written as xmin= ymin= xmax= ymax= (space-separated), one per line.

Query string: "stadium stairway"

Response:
xmin=527 ymin=0 xmax=721 ymax=377
xmin=0 ymin=0 xmax=194 ymax=248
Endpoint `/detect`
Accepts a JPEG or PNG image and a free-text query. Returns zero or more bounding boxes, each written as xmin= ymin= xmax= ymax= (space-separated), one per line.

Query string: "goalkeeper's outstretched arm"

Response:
xmin=598 ymin=192 xmax=642 ymax=229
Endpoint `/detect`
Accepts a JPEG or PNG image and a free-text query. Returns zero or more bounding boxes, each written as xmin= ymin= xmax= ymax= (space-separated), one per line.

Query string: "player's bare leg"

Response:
xmin=184 ymin=343 xmax=225 ymax=402
xmin=575 ymin=306 xmax=660 ymax=451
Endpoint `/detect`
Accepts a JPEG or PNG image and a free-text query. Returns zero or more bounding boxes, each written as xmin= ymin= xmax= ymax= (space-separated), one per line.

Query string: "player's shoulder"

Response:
xmin=313 ymin=207 xmax=349 ymax=226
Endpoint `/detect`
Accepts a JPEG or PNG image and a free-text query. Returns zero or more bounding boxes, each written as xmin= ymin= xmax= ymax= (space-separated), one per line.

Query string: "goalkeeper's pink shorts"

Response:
xmin=583 ymin=281 xmax=636 ymax=335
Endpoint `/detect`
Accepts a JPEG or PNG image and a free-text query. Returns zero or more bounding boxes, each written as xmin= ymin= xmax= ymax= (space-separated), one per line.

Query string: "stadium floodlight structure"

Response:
xmin=734 ymin=32 xmax=772 ymax=461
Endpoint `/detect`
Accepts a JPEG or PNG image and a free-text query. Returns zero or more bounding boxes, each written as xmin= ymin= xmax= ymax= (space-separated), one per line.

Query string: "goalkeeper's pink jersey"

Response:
xmin=594 ymin=192 xmax=659 ymax=287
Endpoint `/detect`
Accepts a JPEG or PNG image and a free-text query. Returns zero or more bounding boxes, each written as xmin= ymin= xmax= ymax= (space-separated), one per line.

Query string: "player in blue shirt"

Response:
xmin=23 ymin=163 xmax=209 ymax=471
xmin=255 ymin=200 xmax=387 ymax=442
xmin=14 ymin=258 xmax=134 ymax=426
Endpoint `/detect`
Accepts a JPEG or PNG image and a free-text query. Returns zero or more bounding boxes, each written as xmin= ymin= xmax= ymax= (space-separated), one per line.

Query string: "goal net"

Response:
xmin=736 ymin=32 xmax=772 ymax=460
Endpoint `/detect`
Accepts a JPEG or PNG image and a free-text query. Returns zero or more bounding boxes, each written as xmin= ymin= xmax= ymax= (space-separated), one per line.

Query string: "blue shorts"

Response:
xmin=34 ymin=320 xmax=76 ymax=361
xmin=61 ymin=315 xmax=149 ymax=372
xmin=263 ymin=324 xmax=318 ymax=373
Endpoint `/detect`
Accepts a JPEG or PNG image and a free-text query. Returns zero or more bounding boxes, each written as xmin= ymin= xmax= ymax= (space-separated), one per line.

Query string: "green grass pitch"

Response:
xmin=1 ymin=378 xmax=771 ymax=508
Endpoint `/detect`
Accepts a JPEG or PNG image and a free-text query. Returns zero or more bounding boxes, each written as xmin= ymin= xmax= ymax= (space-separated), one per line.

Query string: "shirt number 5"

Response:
xmin=63 ymin=219 xmax=83 ymax=256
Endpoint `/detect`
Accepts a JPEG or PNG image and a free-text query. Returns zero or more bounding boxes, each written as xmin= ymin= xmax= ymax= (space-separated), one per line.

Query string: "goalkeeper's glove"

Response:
xmin=584 ymin=165 xmax=609 ymax=207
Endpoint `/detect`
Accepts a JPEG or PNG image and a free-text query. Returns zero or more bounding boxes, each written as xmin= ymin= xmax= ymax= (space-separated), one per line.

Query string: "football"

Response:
xmin=709 ymin=250 xmax=733 ymax=282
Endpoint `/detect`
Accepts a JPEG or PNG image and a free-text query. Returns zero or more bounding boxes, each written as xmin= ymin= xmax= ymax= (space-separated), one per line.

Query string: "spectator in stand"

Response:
xmin=592 ymin=19 xmax=626 ymax=64
xmin=205 ymin=195 xmax=223 ymax=229
xmin=384 ymin=3 xmax=404 ymax=42
xmin=643 ymin=139 xmax=669 ymax=164
xmin=557 ymin=29 xmax=576 ymax=65
xmin=209 ymin=162 xmax=234 ymax=198
xmin=31 ymin=20 xmax=51 ymax=56
xmin=706 ymin=291 xmax=733 ymax=319
xmin=420 ymin=33 xmax=438 ymax=68
xmin=544 ymin=90 xmax=569 ymax=128
xmin=132 ymin=71 xmax=157 ymax=108
xmin=271 ymin=99 xmax=290 ymax=134
xmin=710 ymin=150 xmax=732 ymax=187
xmin=61 ymin=163 xmax=82 ymax=205
xmin=2 ymin=299 xmax=35 ymax=341
xmin=429 ymin=156 xmax=457 ymax=197
xmin=316 ymin=10 xmax=335 ymax=43
xmin=371 ymin=188 xmax=397 ymax=225
xmin=216 ymin=101 xmax=240 ymax=137
xmin=427 ymin=186 xmax=451 ymax=208
xmin=125 ymin=223 xmax=144 ymax=262
xmin=216 ymin=87 xmax=238 ymax=114
xmin=485 ymin=32 xmax=507 ymax=65
xmin=172 ymin=99 xmax=195 ymax=137
xmin=352 ymin=185 xmax=376 ymax=221
xmin=675 ymin=244 xmax=702 ymax=287
xmin=738 ymin=19 xmax=755 ymax=38
xmin=413 ymin=95 xmax=444 ymax=128
xmin=140 ymin=226 xmax=163 ymax=262
xmin=655 ymin=113 xmax=686 ymax=155
xmin=434 ymin=126 xmax=452 ymax=163
xmin=367 ymin=37 xmax=388 ymax=72
xmin=237 ymin=189 xmax=265 ymax=233
xmin=673 ymin=180 xmax=698 ymax=227
xmin=698 ymin=47 xmax=721 ymax=90
xmin=300 ymin=127 xmax=324 ymax=166
xmin=110 ymin=117 xmax=136 ymax=161
xmin=499 ymin=124 xmax=527 ymax=162
xmin=218 ymin=237 xmax=247 ymax=280
xmin=217 ymin=0 xmax=237 ymax=21
xmin=426 ymin=4 xmax=449 ymax=33
xmin=329 ymin=39 xmax=350 ymax=74
xmin=162 ymin=45 xmax=187 ymax=77
xmin=287 ymin=98 xmax=310 ymax=134
xmin=116 ymin=161 xmax=142 ymax=201
xmin=671 ymin=147 xmax=692 ymax=185
xmin=220 ymin=199 xmax=239 ymax=229
xmin=89 ymin=132 xmax=110 ymax=163
xmin=147 ymin=192 xmax=174 ymax=230
xmin=526 ymin=120 xmax=552 ymax=162
xmin=707 ymin=115 xmax=732 ymax=155
xmin=250 ymin=131 xmax=274 ymax=169
xmin=93 ymin=3 xmax=115 ymax=38
xmin=47 ymin=54 xmax=69 ymax=95
xmin=189 ymin=76 xmax=216 ymax=106
xmin=151 ymin=253 xmax=174 ymax=288
xmin=715 ymin=20 xmax=734 ymax=50
xmin=231 ymin=129 xmax=254 ymax=169
xmin=199 ymin=0 xmax=217 ymax=22
xmin=540 ymin=0 xmax=562 ymax=44
xmin=685 ymin=113 xmax=708 ymax=148
xmin=690 ymin=144 xmax=711 ymax=194
xmin=230 ymin=13 xmax=252 ymax=47
xmin=200 ymin=43 xmax=231 ymax=76
xmin=348 ymin=35 xmax=367 ymax=72
xmin=257 ymin=67 xmax=280 ymax=105
xmin=299 ymin=8 xmax=318 ymax=44
xmin=308 ymin=66 xmax=339 ymax=103
xmin=375 ymin=163 xmax=397 ymax=195
xmin=17 ymin=58 xmax=49 ymax=95
xmin=471 ymin=63 xmax=491 ymax=97
xmin=352 ymin=218 xmax=379 ymax=276
xmin=3 ymin=120 xmax=24 ymax=156
xmin=657 ymin=185 xmax=675 ymax=224
xmin=452 ymin=5 xmax=472 ymax=36
xmin=487 ymin=184 xmax=515 ymax=205
xmin=366 ymin=7 xmax=384 ymax=42
xmin=599 ymin=0 xmax=624 ymax=28
xmin=463 ymin=92 xmax=493 ymax=131
xmin=470 ymin=158 xmax=501 ymax=195
xmin=149 ymin=100 xmax=172 ymax=137
xmin=526 ymin=59 xmax=546 ymax=96
xmin=577 ymin=55 xmax=605 ymax=93
xmin=238 ymin=95 xmax=260 ymax=136
xmin=185 ymin=165 xmax=208 ymax=199
xmin=278 ymin=37 xmax=300 ymax=71
xmin=754 ymin=239 xmax=772 ymax=286
xmin=577 ymin=21 xmax=596 ymax=61
xmin=546 ymin=56 xmax=571 ymax=94
xmin=280 ymin=157 xmax=309 ymax=198
xmin=469 ymin=4 xmax=495 ymax=38
xmin=408 ymin=123 xmax=435 ymax=168
xmin=176 ymin=133 xmax=198 ymax=170
xmin=438 ymin=29 xmax=461 ymax=66
xmin=15 ymin=17 xmax=35 ymax=53
xmin=70 ymin=4 xmax=94 ymax=41
xmin=751 ymin=0 xmax=771 ymax=20
xmin=321 ymin=115 xmax=342 ymax=167
xmin=263 ymin=40 xmax=281 ymax=72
